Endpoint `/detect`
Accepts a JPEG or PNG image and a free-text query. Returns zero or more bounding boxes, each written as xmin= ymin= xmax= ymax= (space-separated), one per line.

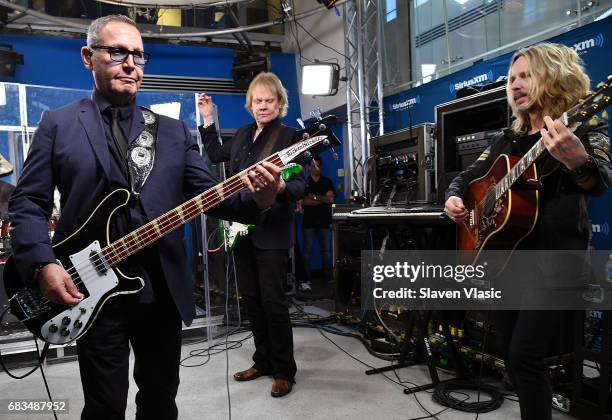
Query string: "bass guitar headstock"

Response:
xmin=280 ymin=114 xmax=341 ymax=166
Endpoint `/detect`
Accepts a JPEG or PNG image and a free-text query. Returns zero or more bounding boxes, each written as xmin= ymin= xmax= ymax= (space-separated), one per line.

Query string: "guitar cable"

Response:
xmin=311 ymin=323 xmax=445 ymax=420
xmin=0 ymin=306 xmax=49 ymax=379
xmin=223 ymin=251 xmax=245 ymax=420
xmin=206 ymin=227 xmax=225 ymax=254
xmin=179 ymin=247 xmax=249 ymax=419
xmin=0 ymin=306 xmax=58 ymax=420
xmin=431 ymin=312 xmax=503 ymax=416
xmin=364 ymin=228 xmax=501 ymax=418
xmin=475 ymin=312 xmax=491 ymax=420
xmin=223 ymin=251 xmax=232 ymax=420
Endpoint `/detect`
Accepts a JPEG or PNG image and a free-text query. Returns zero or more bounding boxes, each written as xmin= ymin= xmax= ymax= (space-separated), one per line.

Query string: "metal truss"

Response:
xmin=343 ymin=0 xmax=384 ymax=195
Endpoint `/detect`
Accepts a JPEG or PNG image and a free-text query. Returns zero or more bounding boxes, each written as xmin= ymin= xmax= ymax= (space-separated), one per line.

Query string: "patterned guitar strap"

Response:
xmin=128 ymin=107 xmax=159 ymax=196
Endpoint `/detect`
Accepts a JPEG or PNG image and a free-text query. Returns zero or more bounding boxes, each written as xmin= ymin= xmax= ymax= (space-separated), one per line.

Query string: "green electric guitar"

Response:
xmin=218 ymin=162 xmax=303 ymax=251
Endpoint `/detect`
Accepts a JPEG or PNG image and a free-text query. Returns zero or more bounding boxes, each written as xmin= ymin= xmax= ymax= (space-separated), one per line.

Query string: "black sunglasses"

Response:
xmin=90 ymin=45 xmax=151 ymax=66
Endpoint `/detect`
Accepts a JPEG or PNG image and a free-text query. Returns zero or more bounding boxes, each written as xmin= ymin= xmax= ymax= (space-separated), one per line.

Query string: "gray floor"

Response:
xmin=0 ymin=305 xmax=575 ymax=420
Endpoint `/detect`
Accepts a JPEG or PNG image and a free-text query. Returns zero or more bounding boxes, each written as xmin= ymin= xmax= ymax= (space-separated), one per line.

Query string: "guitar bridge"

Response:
xmin=12 ymin=288 xmax=51 ymax=320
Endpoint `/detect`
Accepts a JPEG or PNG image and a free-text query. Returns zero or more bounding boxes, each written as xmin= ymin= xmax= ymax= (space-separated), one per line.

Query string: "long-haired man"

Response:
xmin=444 ymin=43 xmax=611 ymax=419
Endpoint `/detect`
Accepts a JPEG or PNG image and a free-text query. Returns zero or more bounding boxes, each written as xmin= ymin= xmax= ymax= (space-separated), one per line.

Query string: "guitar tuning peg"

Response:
xmin=319 ymin=123 xmax=327 ymax=132
xmin=602 ymin=109 xmax=608 ymax=121
xmin=303 ymin=151 xmax=312 ymax=159
xmin=330 ymin=147 xmax=339 ymax=160
xmin=302 ymin=132 xmax=311 ymax=140
xmin=322 ymin=139 xmax=330 ymax=146
xmin=310 ymin=107 xmax=323 ymax=121
xmin=597 ymin=81 xmax=605 ymax=88
xmin=588 ymin=116 xmax=599 ymax=126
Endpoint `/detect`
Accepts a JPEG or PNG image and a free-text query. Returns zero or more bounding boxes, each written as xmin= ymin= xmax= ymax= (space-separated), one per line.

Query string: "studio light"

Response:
xmin=301 ymin=63 xmax=340 ymax=96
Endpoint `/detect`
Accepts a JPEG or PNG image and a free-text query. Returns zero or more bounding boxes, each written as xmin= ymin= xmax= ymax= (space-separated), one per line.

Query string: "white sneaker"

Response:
xmin=298 ymin=282 xmax=312 ymax=292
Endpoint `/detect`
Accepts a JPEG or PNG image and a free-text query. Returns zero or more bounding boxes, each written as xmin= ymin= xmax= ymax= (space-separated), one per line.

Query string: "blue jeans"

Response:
xmin=303 ymin=227 xmax=332 ymax=281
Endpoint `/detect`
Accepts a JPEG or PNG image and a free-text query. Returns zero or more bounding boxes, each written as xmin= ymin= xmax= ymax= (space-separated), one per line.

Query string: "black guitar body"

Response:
xmin=3 ymin=189 xmax=144 ymax=345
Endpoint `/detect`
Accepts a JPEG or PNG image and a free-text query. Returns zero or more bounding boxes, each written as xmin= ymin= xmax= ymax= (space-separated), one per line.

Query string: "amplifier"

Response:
xmin=435 ymin=84 xmax=510 ymax=203
xmin=368 ymin=123 xmax=435 ymax=205
xmin=454 ymin=129 xmax=500 ymax=171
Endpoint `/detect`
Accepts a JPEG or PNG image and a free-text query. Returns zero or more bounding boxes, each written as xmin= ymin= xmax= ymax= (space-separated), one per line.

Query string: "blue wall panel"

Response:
xmin=144 ymin=43 xmax=234 ymax=79
xmin=1 ymin=34 xmax=302 ymax=131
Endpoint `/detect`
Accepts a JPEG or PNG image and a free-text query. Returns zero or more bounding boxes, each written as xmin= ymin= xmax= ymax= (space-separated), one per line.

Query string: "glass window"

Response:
xmin=0 ymin=130 xmax=27 ymax=185
xmin=26 ymin=86 xmax=90 ymax=127
xmin=386 ymin=0 xmax=398 ymax=22
xmin=381 ymin=0 xmax=413 ymax=90
xmin=0 ymin=83 xmax=21 ymax=127
xmin=382 ymin=0 xmax=612 ymax=95
xmin=137 ymin=91 xmax=197 ymax=128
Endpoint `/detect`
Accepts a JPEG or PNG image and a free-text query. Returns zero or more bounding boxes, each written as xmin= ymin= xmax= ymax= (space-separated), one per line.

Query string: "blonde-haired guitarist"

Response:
xmin=444 ymin=43 xmax=611 ymax=420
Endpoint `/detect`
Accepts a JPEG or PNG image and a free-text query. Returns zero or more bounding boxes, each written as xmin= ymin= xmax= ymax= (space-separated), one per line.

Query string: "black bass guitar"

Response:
xmin=4 ymin=117 xmax=339 ymax=345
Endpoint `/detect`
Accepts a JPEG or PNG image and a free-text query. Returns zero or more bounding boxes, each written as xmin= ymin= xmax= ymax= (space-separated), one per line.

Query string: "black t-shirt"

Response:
xmin=303 ymin=175 xmax=335 ymax=228
xmin=516 ymin=132 xmax=540 ymax=156
xmin=513 ymin=131 xmax=566 ymax=249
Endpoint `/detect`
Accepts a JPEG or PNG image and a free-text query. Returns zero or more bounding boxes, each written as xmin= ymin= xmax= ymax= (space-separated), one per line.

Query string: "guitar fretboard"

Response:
xmin=491 ymin=83 xmax=610 ymax=200
xmin=494 ymin=137 xmax=547 ymax=200
xmin=100 ymin=153 xmax=284 ymax=267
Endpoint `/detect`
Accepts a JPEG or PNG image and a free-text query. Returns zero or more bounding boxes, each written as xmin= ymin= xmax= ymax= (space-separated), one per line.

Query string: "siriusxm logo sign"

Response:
xmin=572 ymin=33 xmax=604 ymax=54
xmin=449 ymin=70 xmax=494 ymax=93
xmin=593 ymin=222 xmax=610 ymax=236
xmin=392 ymin=95 xmax=421 ymax=111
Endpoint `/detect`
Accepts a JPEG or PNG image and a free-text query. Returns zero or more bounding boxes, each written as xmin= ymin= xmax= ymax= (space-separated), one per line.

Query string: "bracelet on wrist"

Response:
xmin=563 ymin=155 xmax=597 ymax=182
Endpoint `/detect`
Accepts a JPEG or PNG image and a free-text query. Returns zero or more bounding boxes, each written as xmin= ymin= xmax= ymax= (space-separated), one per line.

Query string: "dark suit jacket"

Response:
xmin=9 ymin=97 xmax=259 ymax=325
xmin=199 ymin=118 xmax=306 ymax=250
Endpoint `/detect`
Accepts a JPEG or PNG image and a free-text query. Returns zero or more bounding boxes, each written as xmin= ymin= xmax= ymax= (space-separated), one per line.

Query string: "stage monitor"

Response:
xmin=435 ymin=85 xmax=510 ymax=203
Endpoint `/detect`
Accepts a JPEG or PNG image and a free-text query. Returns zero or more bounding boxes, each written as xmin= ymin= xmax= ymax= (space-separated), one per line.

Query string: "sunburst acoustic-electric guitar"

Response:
xmin=3 ymin=117 xmax=339 ymax=345
xmin=457 ymin=77 xmax=611 ymax=273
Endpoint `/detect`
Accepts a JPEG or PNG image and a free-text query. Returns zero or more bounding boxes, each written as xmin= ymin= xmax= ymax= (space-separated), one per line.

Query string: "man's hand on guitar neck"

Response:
xmin=38 ymin=263 xmax=83 ymax=305
xmin=540 ymin=116 xmax=588 ymax=170
xmin=444 ymin=195 xmax=469 ymax=223
xmin=244 ymin=161 xmax=285 ymax=209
